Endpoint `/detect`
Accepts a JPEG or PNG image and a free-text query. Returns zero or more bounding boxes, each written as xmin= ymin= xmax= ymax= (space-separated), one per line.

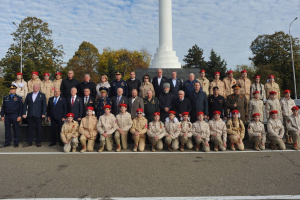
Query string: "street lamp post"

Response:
xmin=12 ymin=22 xmax=23 ymax=73
xmin=289 ymin=17 xmax=298 ymax=99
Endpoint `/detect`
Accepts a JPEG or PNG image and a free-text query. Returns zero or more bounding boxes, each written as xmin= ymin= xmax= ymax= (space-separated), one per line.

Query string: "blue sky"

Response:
xmin=0 ymin=0 xmax=300 ymax=70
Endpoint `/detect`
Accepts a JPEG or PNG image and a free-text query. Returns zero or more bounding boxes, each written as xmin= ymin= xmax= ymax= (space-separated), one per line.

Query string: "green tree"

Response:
xmin=233 ymin=63 xmax=257 ymax=81
xmin=183 ymin=44 xmax=206 ymax=69
xmin=0 ymin=17 xmax=64 ymax=82
xmin=249 ymin=31 xmax=300 ymax=97
xmin=206 ymin=49 xmax=227 ymax=81
xmin=107 ymin=57 xmax=116 ymax=82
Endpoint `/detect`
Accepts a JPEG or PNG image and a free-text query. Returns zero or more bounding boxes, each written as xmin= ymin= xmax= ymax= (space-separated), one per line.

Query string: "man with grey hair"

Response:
xmin=152 ymin=68 xmax=168 ymax=98
xmin=159 ymin=82 xmax=176 ymax=122
xmin=67 ymin=87 xmax=83 ymax=122
xmin=111 ymin=88 xmax=128 ymax=115
xmin=77 ymin=73 xmax=96 ymax=98
xmin=183 ymin=73 xmax=198 ymax=97
xmin=144 ymin=90 xmax=159 ymax=122
xmin=60 ymin=70 xmax=79 ymax=99
xmin=174 ymin=90 xmax=192 ymax=119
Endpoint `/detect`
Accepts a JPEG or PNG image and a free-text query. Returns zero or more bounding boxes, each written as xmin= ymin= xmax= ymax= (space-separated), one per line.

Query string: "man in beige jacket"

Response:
xmin=192 ymin=111 xmax=210 ymax=152
xmin=286 ymin=106 xmax=300 ymax=150
xmin=197 ymin=70 xmax=210 ymax=96
xmin=147 ymin=112 xmax=166 ymax=152
xmin=210 ymin=72 xmax=225 ymax=97
xmin=237 ymin=70 xmax=251 ymax=105
xmin=223 ymin=70 xmax=236 ymax=98
xmin=130 ymin=108 xmax=148 ymax=152
xmin=267 ymin=110 xmax=286 ymax=150
xmin=53 ymin=72 xmax=63 ymax=90
xmin=209 ymin=111 xmax=227 ymax=151
xmin=265 ymin=75 xmax=280 ymax=99
xmin=27 ymin=71 xmax=42 ymax=93
xmin=226 ymin=110 xmax=245 ymax=151
xmin=41 ymin=72 xmax=54 ymax=105
xmin=165 ymin=110 xmax=181 ymax=151
xmin=60 ymin=113 xmax=79 ymax=153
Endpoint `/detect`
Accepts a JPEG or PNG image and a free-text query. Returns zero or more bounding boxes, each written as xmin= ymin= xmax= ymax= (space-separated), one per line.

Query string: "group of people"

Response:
xmin=1 ymin=68 xmax=300 ymax=152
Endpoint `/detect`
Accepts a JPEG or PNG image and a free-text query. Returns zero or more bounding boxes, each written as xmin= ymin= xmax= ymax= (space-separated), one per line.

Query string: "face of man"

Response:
xmin=255 ymin=78 xmax=260 ymax=83
xmin=200 ymin=72 xmax=205 ymax=78
xmin=120 ymin=106 xmax=127 ymax=113
xmin=183 ymin=115 xmax=189 ymax=121
xmin=56 ymin=75 xmax=61 ymax=80
xmin=33 ymin=84 xmax=40 ymax=92
xmin=213 ymin=89 xmax=219 ymax=96
xmin=130 ymin=72 xmax=135 ymax=79
xmin=284 ymin=93 xmax=290 ymax=99
xmin=214 ymin=74 xmax=220 ymax=80
xmin=71 ymin=88 xmax=77 ymax=96
xmin=242 ymin=73 xmax=247 ymax=79
xmin=293 ymin=109 xmax=299 ymax=116
xmin=87 ymin=110 xmax=93 ymax=116
xmin=84 ymin=89 xmax=90 ymax=97
xmin=171 ymin=72 xmax=176 ymax=79
xmin=189 ymin=74 xmax=195 ymax=81
xmin=197 ymin=114 xmax=204 ymax=121
xmin=270 ymin=94 xmax=276 ymax=100
xmin=68 ymin=71 xmax=74 ymax=79
xmin=116 ymin=74 xmax=121 ymax=81
xmin=254 ymin=116 xmax=260 ymax=122
xmin=164 ymin=87 xmax=170 ymax=93
xmin=234 ymin=89 xmax=240 ymax=95
xmin=232 ymin=113 xmax=239 ymax=119
xmin=101 ymin=92 xmax=107 ymax=98
xmin=228 ymin=73 xmax=233 ymax=79
xmin=157 ymin=69 xmax=162 ymax=78
xmin=154 ymin=115 xmax=160 ymax=122
xmin=271 ymin=113 xmax=277 ymax=120
xmin=84 ymin=75 xmax=90 ymax=82
xmin=178 ymin=91 xmax=184 ymax=100
xmin=132 ymin=90 xmax=137 ymax=98
xmin=214 ymin=114 xmax=220 ymax=120
xmin=32 ymin=74 xmax=37 ymax=80
xmin=44 ymin=75 xmax=49 ymax=81
xmin=117 ymin=88 xmax=123 ymax=96
xmin=169 ymin=114 xmax=175 ymax=121
xmin=54 ymin=89 xmax=61 ymax=97
xmin=194 ymin=83 xmax=200 ymax=92
xmin=147 ymin=91 xmax=153 ymax=99
xmin=10 ymin=88 xmax=16 ymax=95
xmin=104 ymin=108 xmax=111 ymax=115
xmin=16 ymin=75 xmax=22 ymax=80
xmin=67 ymin=117 xmax=73 ymax=123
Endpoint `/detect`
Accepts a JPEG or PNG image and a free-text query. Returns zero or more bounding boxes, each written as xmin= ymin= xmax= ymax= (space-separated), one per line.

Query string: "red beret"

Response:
xmin=86 ymin=106 xmax=94 ymax=111
xmin=55 ymin=72 xmax=62 ymax=76
xmin=32 ymin=71 xmax=38 ymax=75
xmin=43 ymin=73 xmax=50 ymax=76
xmin=16 ymin=72 xmax=23 ymax=76
xmin=213 ymin=111 xmax=221 ymax=115
xmin=254 ymin=75 xmax=260 ymax=79
xmin=197 ymin=111 xmax=204 ymax=116
xmin=182 ymin=112 xmax=189 ymax=116
xmin=269 ymin=110 xmax=278 ymax=115
xmin=252 ymin=113 xmax=260 ymax=118
xmin=118 ymin=103 xmax=127 ymax=108
xmin=214 ymin=72 xmax=220 ymax=76
xmin=153 ymin=112 xmax=160 ymax=116
xmin=269 ymin=91 xmax=277 ymax=95
xmin=252 ymin=91 xmax=260 ymax=95
xmin=199 ymin=70 xmax=205 ymax=73
xmin=227 ymin=70 xmax=233 ymax=75
xmin=168 ymin=110 xmax=176 ymax=115
xmin=291 ymin=106 xmax=299 ymax=111
xmin=136 ymin=108 xmax=143 ymax=113
xmin=241 ymin=70 xmax=247 ymax=74
xmin=268 ymin=75 xmax=275 ymax=79
xmin=231 ymin=110 xmax=239 ymax=114
xmin=283 ymin=90 xmax=291 ymax=94
xmin=103 ymin=105 xmax=112 ymax=109
xmin=66 ymin=113 xmax=74 ymax=118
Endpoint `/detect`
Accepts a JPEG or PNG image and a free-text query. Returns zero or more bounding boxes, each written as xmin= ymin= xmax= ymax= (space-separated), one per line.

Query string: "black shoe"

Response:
xmin=0 ymin=144 xmax=10 ymax=148
xmin=22 ymin=143 xmax=32 ymax=148
xmin=49 ymin=143 xmax=56 ymax=147
xmin=37 ymin=144 xmax=41 ymax=147
xmin=14 ymin=144 xmax=19 ymax=148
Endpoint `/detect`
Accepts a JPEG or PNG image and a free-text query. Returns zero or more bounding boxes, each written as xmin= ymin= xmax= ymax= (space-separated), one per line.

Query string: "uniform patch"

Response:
xmin=248 ymin=127 xmax=251 ymax=129
xmin=240 ymin=96 xmax=243 ymax=98
xmin=204 ymin=83 xmax=206 ymax=85
xmin=72 ymin=125 xmax=75 ymax=128
xmin=52 ymin=87 xmax=55 ymax=90
xmin=121 ymin=82 xmax=124 ymax=86
xmin=178 ymin=125 xmax=182 ymax=128
xmin=145 ymin=124 xmax=148 ymax=128
xmin=287 ymin=120 xmax=290 ymax=123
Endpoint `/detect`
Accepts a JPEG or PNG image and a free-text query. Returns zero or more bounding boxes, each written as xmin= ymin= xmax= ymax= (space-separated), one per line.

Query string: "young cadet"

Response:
xmin=130 ymin=108 xmax=148 ymax=152
xmin=248 ymin=113 xmax=266 ymax=151
xmin=209 ymin=111 xmax=227 ymax=151
xmin=79 ymin=107 xmax=98 ymax=152
xmin=192 ymin=111 xmax=210 ymax=152
xmin=179 ymin=112 xmax=193 ymax=152
xmin=164 ymin=111 xmax=181 ymax=151
xmin=114 ymin=103 xmax=133 ymax=152
xmin=267 ymin=110 xmax=286 ymax=150
xmin=248 ymin=91 xmax=264 ymax=122
xmin=286 ymin=106 xmax=300 ymax=150
xmin=226 ymin=110 xmax=245 ymax=151
xmin=60 ymin=113 xmax=79 ymax=153
xmin=266 ymin=91 xmax=282 ymax=120
xmin=147 ymin=112 xmax=166 ymax=152
xmin=97 ymin=105 xmax=117 ymax=152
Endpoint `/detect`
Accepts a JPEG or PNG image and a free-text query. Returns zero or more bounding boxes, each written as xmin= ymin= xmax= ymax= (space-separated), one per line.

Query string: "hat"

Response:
xmin=163 ymin=82 xmax=170 ymax=88
xmin=9 ymin=84 xmax=17 ymax=90
xmin=168 ymin=110 xmax=176 ymax=115
xmin=214 ymin=72 xmax=220 ymax=76
xmin=268 ymin=75 xmax=275 ymax=79
xmin=283 ymin=90 xmax=291 ymax=94
xmin=115 ymin=71 xmax=122 ymax=75
xmin=55 ymin=72 xmax=62 ymax=76
xmin=197 ymin=111 xmax=204 ymax=116
xmin=231 ymin=110 xmax=239 ymax=114
xmin=269 ymin=110 xmax=278 ymax=115
xmin=103 ymin=105 xmax=112 ymax=109
xmin=227 ymin=70 xmax=233 ymax=75
xmin=32 ymin=71 xmax=38 ymax=75
xmin=291 ymin=106 xmax=299 ymax=111
xmin=99 ymin=87 xmax=108 ymax=93
xmin=252 ymin=113 xmax=260 ymax=118
xmin=43 ymin=72 xmax=50 ymax=76
xmin=254 ymin=75 xmax=260 ymax=79
xmin=232 ymin=84 xmax=241 ymax=90
xmin=16 ymin=72 xmax=23 ymax=76
xmin=213 ymin=111 xmax=221 ymax=115
xmin=86 ymin=106 xmax=94 ymax=111
xmin=241 ymin=70 xmax=247 ymax=74
xmin=119 ymin=103 xmax=127 ymax=108
xmin=199 ymin=70 xmax=205 ymax=73
xmin=136 ymin=108 xmax=143 ymax=113
xmin=66 ymin=113 xmax=74 ymax=118
xmin=269 ymin=91 xmax=277 ymax=95
xmin=153 ymin=112 xmax=160 ymax=116
xmin=182 ymin=112 xmax=189 ymax=116
xmin=252 ymin=91 xmax=259 ymax=95
xmin=213 ymin=86 xmax=219 ymax=90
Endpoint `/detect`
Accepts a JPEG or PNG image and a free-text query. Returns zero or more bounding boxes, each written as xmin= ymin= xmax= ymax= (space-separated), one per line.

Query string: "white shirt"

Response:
xmin=157 ymin=77 xmax=162 ymax=86
xmin=132 ymin=96 xmax=137 ymax=104
xmin=172 ymin=78 xmax=177 ymax=87
xmin=32 ymin=91 xmax=39 ymax=102
xmin=71 ymin=95 xmax=77 ymax=104
xmin=53 ymin=96 xmax=60 ymax=103
xmin=131 ymin=78 xmax=135 ymax=81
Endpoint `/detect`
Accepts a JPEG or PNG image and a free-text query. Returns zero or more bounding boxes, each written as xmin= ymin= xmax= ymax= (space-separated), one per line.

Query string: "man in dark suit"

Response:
xmin=67 ymin=87 xmax=83 ymax=122
xmin=128 ymin=89 xmax=144 ymax=119
xmin=126 ymin=71 xmax=141 ymax=98
xmin=159 ymin=83 xmax=176 ymax=122
xmin=152 ymin=68 xmax=168 ymax=98
xmin=82 ymin=88 xmax=96 ymax=117
xmin=22 ymin=83 xmax=47 ymax=147
xmin=77 ymin=74 xmax=97 ymax=98
xmin=169 ymin=71 xmax=182 ymax=96
xmin=47 ymin=89 xmax=67 ymax=146
xmin=174 ymin=90 xmax=192 ymax=120
xmin=60 ymin=70 xmax=79 ymax=99
xmin=112 ymin=88 xmax=128 ymax=115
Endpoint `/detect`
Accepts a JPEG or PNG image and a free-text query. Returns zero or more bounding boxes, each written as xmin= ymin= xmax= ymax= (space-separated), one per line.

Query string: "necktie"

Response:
xmin=71 ymin=96 xmax=74 ymax=106
xmin=54 ymin=97 xmax=58 ymax=106
xmin=117 ymin=96 xmax=120 ymax=105
xmin=85 ymin=97 xmax=88 ymax=105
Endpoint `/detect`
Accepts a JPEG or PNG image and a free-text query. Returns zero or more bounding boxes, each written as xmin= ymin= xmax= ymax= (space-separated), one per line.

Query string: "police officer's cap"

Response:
xmin=115 ymin=71 xmax=122 ymax=75
xmin=10 ymin=84 xmax=17 ymax=90
xmin=99 ymin=87 xmax=108 ymax=93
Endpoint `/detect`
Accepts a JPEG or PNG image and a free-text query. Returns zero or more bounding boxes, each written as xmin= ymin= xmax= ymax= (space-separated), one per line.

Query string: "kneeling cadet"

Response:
xmin=60 ymin=113 xmax=79 ymax=153
xmin=147 ymin=112 xmax=166 ymax=152
xmin=192 ymin=111 xmax=210 ymax=152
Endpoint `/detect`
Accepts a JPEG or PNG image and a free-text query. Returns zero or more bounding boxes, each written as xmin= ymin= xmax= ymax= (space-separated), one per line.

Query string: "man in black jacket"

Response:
xmin=207 ymin=86 xmax=228 ymax=120
xmin=67 ymin=87 xmax=83 ymax=122
xmin=126 ymin=71 xmax=141 ymax=98
xmin=152 ymin=68 xmax=168 ymax=98
xmin=60 ymin=70 xmax=79 ymax=99
xmin=159 ymin=83 xmax=176 ymax=122
xmin=174 ymin=90 xmax=192 ymax=120
xmin=111 ymin=88 xmax=128 ymax=115
xmin=188 ymin=82 xmax=208 ymax=123
xmin=47 ymin=89 xmax=67 ymax=146
xmin=82 ymin=88 xmax=96 ymax=118
xmin=169 ymin=71 xmax=182 ymax=96
xmin=77 ymin=74 xmax=97 ymax=98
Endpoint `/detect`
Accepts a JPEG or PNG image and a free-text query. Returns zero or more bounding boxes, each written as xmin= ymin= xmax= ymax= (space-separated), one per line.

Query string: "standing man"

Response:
xmin=207 ymin=86 xmax=228 ymax=120
xmin=77 ymin=74 xmax=97 ymax=98
xmin=82 ymin=88 xmax=96 ymax=118
xmin=152 ymin=68 xmax=168 ymax=98
xmin=144 ymin=90 xmax=159 ymax=123
xmin=47 ymin=89 xmax=67 ymax=146
xmin=126 ymin=71 xmax=141 ymax=98
xmin=41 ymin=72 xmax=54 ymax=104
xmin=67 ymin=87 xmax=83 ymax=122
xmin=265 ymin=75 xmax=281 ymax=99
xmin=188 ymin=81 xmax=208 ymax=123
xmin=237 ymin=70 xmax=251 ymax=105
xmin=27 ymin=71 xmax=42 ymax=93
xmin=250 ymin=75 xmax=266 ymax=102
xmin=173 ymin=90 xmax=192 ymax=120
xmin=110 ymin=71 xmax=128 ymax=98
xmin=60 ymin=70 xmax=79 ymax=99
xmin=226 ymin=84 xmax=248 ymax=123
xmin=197 ymin=70 xmax=210 ymax=96
xmin=96 ymin=87 xmax=112 ymax=118
xmin=12 ymin=72 xmax=28 ymax=101
xmin=53 ymin=72 xmax=62 ymax=90
xmin=210 ymin=72 xmax=226 ymax=97
xmin=286 ymin=106 xmax=300 ymax=150
xmin=0 ymin=85 xmax=23 ymax=148
xmin=223 ymin=70 xmax=236 ymax=98
xmin=183 ymin=73 xmax=197 ymax=97
xmin=128 ymin=89 xmax=144 ymax=119
xmin=22 ymin=84 xmax=47 ymax=147
xmin=159 ymin=83 xmax=176 ymax=122
xmin=169 ymin=71 xmax=182 ymax=96
xmin=111 ymin=88 xmax=128 ymax=116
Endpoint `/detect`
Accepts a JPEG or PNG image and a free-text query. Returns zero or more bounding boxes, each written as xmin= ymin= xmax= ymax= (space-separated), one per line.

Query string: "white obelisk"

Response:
xmin=149 ymin=0 xmax=181 ymax=68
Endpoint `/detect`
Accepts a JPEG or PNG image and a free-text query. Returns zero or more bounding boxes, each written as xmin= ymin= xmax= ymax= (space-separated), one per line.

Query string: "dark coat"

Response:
xmin=182 ymin=80 xmax=198 ymax=97
xmin=128 ymin=97 xmax=144 ymax=119
xmin=96 ymin=97 xmax=112 ymax=118
xmin=0 ymin=94 xmax=23 ymax=117
xmin=152 ymin=76 xmax=168 ymax=98
xmin=159 ymin=92 xmax=176 ymax=122
xmin=126 ymin=79 xmax=141 ymax=98
xmin=207 ymin=95 xmax=228 ymax=120
xmin=188 ymin=90 xmax=208 ymax=123
xmin=23 ymin=92 xmax=47 ymax=117
xmin=169 ymin=78 xmax=183 ymax=96
xmin=111 ymin=96 xmax=128 ymax=115
xmin=173 ymin=97 xmax=192 ymax=119
xmin=82 ymin=96 xmax=96 ymax=117
xmin=109 ymin=79 xmax=128 ymax=98
xmin=47 ymin=96 xmax=67 ymax=120
xmin=144 ymin=97 xmax=159 ymax=123
xmin=67 ymin=96 xmax=83 ymax=121
xmin=226 ymin=93 xmax=248 ymax=122
xmin=60 ymin=78 xmax=79 ymax=99
xmin=77 ymin=81 xmax=97 ymax=98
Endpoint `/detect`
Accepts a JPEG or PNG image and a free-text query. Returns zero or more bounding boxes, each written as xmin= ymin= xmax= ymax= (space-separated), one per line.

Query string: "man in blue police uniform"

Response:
xmin=109 ymin=71 xmax=128 ymax=98
xmin=0 ymin=84 xmax=23 ymax=148
xmin=183 ymin=73 xmax=198 ymax=97
xmin=96 ymin=87 xmax=112 ymax=118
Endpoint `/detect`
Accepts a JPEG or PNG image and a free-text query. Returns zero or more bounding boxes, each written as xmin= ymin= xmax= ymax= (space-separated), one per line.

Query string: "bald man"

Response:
xmin=152 ymin=69 xmax=168 ymax=98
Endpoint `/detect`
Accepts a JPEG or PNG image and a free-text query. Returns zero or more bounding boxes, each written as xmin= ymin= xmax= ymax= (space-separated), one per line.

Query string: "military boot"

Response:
xmin=98 ymin=146 xmax=104 ymax=153
xmin=152 ymin=145 xmax=156 ymax=152
xmin=180 ymin=145 xmax=184 ymax=152
xmin=133 ymin=144 xmax=138 ymax=152
xmin=80 ymin=146 xmax=86 ymax=153
xmin=195 ymin=145 xmax=200 ymax=151
xmin=116 ymin=144 xmax=121 ymax=152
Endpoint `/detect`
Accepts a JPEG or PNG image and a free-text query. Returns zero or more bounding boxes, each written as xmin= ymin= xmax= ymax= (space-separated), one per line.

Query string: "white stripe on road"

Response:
xmin=0 ymin=149 xmax=299 ymax=155
xmin=8 ymin=195 xmax=300 ymax=199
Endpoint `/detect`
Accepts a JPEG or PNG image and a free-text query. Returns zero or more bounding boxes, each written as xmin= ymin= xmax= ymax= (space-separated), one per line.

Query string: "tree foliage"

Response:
xmin=183 ymin=44 xmax=206 ymax=68
xmin=206 ymin=49 xmax=227 ymax=81
xmin=233 ymin=64 xmax=257 ymax=81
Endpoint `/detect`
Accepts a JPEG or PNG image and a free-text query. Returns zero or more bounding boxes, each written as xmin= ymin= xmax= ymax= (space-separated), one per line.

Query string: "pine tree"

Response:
xmin=183 ymin=44 xmax=206 ymax=69
xmin=107 ymin=57 xmax=116 ymax=82
xmin=206 ymin=49 xmax=227 ymax=81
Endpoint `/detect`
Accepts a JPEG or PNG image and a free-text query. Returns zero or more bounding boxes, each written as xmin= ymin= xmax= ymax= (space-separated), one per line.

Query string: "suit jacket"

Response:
xmin=82 ymin=96 xmax=96 ymax=117
xmin=126 ymin=79 xmax=141 ymax=98
xmin=67 ymin=96 xmax=83 ymax=121
xmin=111 ymin=96 xmax=128 ymax=115
xmin=23 ymin=92 xmax=47 ymax=117
xmin=188 ymin=90 xmax=208 ymax=122
xmin=152 ymin=76 xmax=168 ymax=98
xmin=173 ymin=98 xmax=192 ymax=119
xmin=128 ymin=96 xmax=144 ymax=119
xmin=169 ymin=78 xmax=183 ymax=96
xmin=159 ymin=92 xmax=176 ymax=122
xmin=47 ymin=96 xmax=67 ymax=120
